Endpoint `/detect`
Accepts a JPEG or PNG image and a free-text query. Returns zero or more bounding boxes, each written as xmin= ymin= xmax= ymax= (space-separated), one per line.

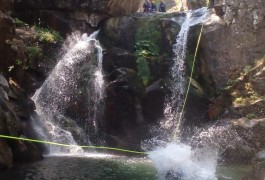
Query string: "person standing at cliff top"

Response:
xmin=158 ymin=0 xmax=166 ymax=12
xmin=143 ymin=0 xmax=151 ymax=12
xmin=150 ymin=0 xmax=157 ymax=12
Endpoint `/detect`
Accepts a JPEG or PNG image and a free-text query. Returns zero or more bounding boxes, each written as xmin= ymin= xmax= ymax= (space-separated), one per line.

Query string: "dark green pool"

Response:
xmin=0 ymin=154 xmax=251 ymax=180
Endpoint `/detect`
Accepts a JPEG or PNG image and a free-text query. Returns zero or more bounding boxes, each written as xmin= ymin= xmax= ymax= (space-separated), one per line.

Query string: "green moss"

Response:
xmin=246 ymin=113 xmax=256 ymax=120
xmin=136 ymin=57 xmax=151 ymax=86
xmin=26 ymin=46 xmax=43 ymax=62
xmin=135 ymin=19 xmax=162 ymax=85
xmin=14 ymin=18 xmax=27 ymax=27
xmin=243 ymin=65 xmax=252 ymax=74
xmin=35 ymin=26 xmax=62 ymax=44
xmin=15 ymin=59 xmax=29 ymax=70
xmin=135 ymin=19 xmax=161 ymax=57
xmin=135 ymin=40 xmax=159 ymax=57
xmin=186 ymin=51 xmax=198 ymax=78
xmin=15 ymin=59 xmax=23 ymax=66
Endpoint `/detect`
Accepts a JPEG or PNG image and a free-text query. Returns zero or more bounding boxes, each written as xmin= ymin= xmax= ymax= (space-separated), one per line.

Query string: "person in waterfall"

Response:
xmin=143 ymin=0 xmax=151 ymax=12
xmin=158 ymin=0 xmax=166 ymax=12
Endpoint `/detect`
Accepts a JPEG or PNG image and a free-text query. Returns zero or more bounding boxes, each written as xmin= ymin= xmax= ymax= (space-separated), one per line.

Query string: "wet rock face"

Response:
xmin=201 ymin=0 xmax=265 ymax=89
xmin=0 ymin=0 xmax=13 ymax=13
xmin=0 ymin=74 xmax=43 ymax=170
xmin=13 ymin=0 xmax=141 ymax=35
xmin=100 ymin=13 xmax=183 ymax=149
xmin=243 ymin=157 xmax=265 ymax=180
xmin=14 ymin=0 xmax=141 ymax=14
xmin=104 ymin=68 xmax=144 ymax=149
xmin=0 ymin=140 xmax=13 ymax=170
xmin=186 ymin=0 xmax=210 ymax=10
xmin=0 ymin=10 xmax=16 ymax=71
xmin=213 ymin=118 xmax=265 ymax=164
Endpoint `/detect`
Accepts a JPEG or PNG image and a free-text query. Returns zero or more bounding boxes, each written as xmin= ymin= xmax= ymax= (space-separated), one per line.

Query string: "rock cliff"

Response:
xmin=201 ymin=0 xmax=265 ymax=89
xmin=14 ymin=0 xmax=141 ymax=35
xmin=0 ymin=74 xmax=43 ymax=170
xmin=0 ymin=0 xmax=264 ymax=172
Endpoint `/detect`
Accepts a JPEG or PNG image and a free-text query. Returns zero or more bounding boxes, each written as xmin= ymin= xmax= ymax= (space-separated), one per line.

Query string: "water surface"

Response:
xmin=0 ymin=154 xmax=251 ymax=180
xmin=0 ymin=154 xmax=156 ymax=180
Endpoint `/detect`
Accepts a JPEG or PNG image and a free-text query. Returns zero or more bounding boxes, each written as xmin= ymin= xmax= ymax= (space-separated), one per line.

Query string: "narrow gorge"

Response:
xmin=0 ymin=0 xmax=265 ymax=179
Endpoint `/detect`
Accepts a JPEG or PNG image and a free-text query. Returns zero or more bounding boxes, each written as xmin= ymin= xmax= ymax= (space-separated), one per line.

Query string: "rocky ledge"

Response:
xmin=0 ymin=74 xmax=43 ymax=170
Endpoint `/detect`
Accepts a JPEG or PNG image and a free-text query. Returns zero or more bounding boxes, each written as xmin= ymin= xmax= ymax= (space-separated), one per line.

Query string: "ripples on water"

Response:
xmin=0 ymin=155 xmax=156 ymax=180
xmin=0 ymin=154 xmax=251 ymax=180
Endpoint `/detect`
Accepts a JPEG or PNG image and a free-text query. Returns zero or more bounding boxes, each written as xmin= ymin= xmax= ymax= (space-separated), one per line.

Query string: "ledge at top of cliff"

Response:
xmin=14 ymin=0 xmax=142 ymax=16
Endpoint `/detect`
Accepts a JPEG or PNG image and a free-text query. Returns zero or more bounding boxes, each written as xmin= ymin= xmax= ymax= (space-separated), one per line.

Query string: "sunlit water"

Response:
xmin=31 ymin=31 xmax=104 ymax=154
xmin=0 ymin=155 xmax=156 ymax=180
xmin=163 ymin=7 xmax=208 ymax=138
xmin=149 ymin=143 xmax=218 ymax=180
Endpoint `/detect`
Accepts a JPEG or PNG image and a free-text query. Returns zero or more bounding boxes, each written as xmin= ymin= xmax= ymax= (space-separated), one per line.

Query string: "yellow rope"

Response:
xmin=0 ymin=134 xmax=148 ymax=155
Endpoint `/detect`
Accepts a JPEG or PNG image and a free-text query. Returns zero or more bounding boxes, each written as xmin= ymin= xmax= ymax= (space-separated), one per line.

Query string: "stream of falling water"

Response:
xmin=148 ymin=8 xmax=220 ymax=180
xmin=163 ymin=10 xmax=192 ymax=138
xmin=31 ymin=31 xmax=104 ymax=154
xmin=164 ymin=7 xmax=208 ymax=139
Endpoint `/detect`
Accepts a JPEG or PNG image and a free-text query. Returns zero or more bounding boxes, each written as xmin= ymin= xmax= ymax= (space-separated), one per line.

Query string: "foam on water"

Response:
xmin=149 ymin=143 xmax=218 ymax=180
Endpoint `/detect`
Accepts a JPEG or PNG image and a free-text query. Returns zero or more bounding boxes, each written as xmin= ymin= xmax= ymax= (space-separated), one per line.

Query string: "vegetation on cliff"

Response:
xmin=135 ymin=19 xmax=161 ymax=85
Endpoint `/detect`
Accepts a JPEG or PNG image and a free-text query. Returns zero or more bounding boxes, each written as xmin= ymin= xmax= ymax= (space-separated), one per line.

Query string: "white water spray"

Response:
xmin=148 ymin=8 xmax=219 ymax=180
xmin=149 ymin=143 xmax=218 ymax=180
xmin=163 ymin=11 xmax=192 ymax=136
xmin=164 ymin=7 xmax=208 ymax=138
xmin=32 ymin=31 xmax=104 ymax=154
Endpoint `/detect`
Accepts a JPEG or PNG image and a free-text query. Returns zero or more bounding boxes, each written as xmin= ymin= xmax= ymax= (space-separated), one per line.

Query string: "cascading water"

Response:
xmin=164 ymin=7 xmax=209 ymax=139
xmin=148 ymin=8 xmax=220 ymax=180
xmin=163 ymin=10 xmax=192 ymax=139
xmin=31 ymin=31 xmax=104 ymax=154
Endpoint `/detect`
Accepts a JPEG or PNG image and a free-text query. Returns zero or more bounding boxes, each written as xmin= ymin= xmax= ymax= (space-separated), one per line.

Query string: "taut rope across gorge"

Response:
xmin=0 ymin=134 xmax=148 ymax=155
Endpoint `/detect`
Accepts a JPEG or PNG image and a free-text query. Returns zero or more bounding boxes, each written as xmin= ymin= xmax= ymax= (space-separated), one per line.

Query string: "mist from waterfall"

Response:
xmin=31 ymin=31 xmax=104 ymax=155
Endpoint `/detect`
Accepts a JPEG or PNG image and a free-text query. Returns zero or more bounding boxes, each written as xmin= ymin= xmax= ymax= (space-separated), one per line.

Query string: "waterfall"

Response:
xmin=163 ymin=10 xmax=192 ymax=139
xmin=31 ymin=31 xmax=104 ymax=154
xmin=164 ymin=7 xmax=208 ymax=140
xmin=148 ymin=8 xmax=219 ymax=180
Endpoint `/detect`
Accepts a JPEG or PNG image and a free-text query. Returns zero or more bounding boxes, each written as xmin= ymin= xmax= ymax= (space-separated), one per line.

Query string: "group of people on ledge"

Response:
xmin=143 ymin=0 xmax=166 ymax=13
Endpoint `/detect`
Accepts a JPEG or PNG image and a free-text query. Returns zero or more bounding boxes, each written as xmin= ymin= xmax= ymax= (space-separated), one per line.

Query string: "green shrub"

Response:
xmin=135 ymin=40 xmax=159 ymax=57
xmin=35 ymin=26 xmax=62 ymax=43
xmin=15 ymin=59 xmax=29 ymax=70
xmin=15 ymin=59 xmax=23 ymax=66
xmin=26 ymin=46 xmax=43 ymax=61
xmin=246 ymin=113 xmax=256 ymax=120
xmin=135 ymin=20 xmax=161 ymax=58
xmin=135 ymin=20 xmax=161 ymax=86
xmin=14 ymin=18 xmax=27 ymax=27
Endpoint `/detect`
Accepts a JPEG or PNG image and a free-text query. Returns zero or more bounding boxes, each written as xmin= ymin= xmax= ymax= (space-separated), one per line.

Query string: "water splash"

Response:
xmin=149 ymin=143 xmax=218 ymax=180
xmin=32 ymin=31 xmax=104 ymax=154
